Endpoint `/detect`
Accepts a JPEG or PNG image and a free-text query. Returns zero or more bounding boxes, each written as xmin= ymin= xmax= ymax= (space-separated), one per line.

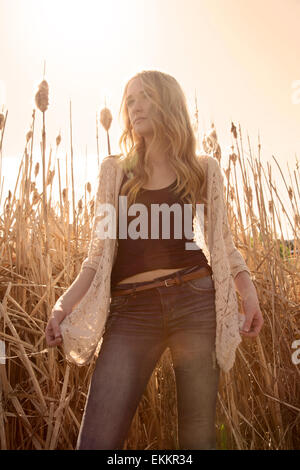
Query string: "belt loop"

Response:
xmin=175 ymin=271 xmax=182 ymax=286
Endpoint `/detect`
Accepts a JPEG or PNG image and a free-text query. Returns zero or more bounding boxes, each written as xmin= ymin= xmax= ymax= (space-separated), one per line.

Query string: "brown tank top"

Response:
xmin=110 ymin=173 xmax=211 ymax=286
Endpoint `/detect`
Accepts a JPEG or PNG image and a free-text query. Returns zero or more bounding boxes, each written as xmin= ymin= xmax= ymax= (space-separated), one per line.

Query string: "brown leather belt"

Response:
xmin=111 ymin=266 xmax=212 ymax=297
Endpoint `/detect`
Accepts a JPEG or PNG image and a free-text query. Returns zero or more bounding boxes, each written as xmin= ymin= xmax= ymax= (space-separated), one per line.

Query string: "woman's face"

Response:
xmin=126 ymin=77 xmax=156 ymax=138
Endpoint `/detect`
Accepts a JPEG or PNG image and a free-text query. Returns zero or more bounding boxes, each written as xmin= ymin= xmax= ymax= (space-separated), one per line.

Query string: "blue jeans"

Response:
xmin=76 ymin=265 xmax=220 ymax=450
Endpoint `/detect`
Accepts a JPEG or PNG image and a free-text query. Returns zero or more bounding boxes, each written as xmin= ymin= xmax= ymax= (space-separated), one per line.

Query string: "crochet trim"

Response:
xmin=60 ymin=154 xmax=251 ymax=373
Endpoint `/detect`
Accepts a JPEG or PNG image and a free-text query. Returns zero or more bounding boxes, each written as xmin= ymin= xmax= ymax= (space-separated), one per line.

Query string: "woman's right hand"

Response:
xmin=45 ymin=303 xmax=72 ymax=348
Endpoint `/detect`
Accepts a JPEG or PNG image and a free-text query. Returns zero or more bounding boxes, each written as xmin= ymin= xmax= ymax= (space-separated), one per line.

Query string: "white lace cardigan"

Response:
xmin=60 ymin=154 xmax=251 ymax=373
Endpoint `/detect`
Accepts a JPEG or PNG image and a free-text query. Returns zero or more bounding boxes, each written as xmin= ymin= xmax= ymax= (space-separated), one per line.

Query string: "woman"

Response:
xmin=45 ymin=70 xmax=263 ymax=450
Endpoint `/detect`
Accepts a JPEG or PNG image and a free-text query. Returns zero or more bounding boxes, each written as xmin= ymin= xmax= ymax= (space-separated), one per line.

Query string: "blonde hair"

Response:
xmin=116 ymin=70 xmax=207 ymax=216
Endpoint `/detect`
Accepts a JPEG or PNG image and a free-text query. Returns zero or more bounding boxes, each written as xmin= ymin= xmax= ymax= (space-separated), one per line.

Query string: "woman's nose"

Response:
xmin=132 ymin=105 xmax=141 ymax=116
xmin=132 ymin=97 xmax=144 ymax=113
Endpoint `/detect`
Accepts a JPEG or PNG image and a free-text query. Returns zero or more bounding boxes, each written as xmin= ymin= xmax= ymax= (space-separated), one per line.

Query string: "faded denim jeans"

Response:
xmin=76 ymin=265 xmax=220 ymax=450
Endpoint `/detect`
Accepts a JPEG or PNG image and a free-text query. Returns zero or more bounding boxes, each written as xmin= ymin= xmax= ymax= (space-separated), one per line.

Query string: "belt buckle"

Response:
xmin=164 ymin=278 xmax=174 ymax=287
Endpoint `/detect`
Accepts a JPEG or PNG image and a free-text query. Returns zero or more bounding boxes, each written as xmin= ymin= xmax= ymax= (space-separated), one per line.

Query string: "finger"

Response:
xmin=47 ymin=340 xmax=62 ymax=348
xmin=45 ymin=324 xmax=62 ymax=346
xmin=253 ymin=322 xmax=263 ymax=335
xmin=250 ymin=314 xmax=264 ymax=335
xmin=45 ymin=327 xmax=55 ymax=344
xmin=240 ymin=320 xmax=253 ymax=333
xmin=240 ymin=330 xmax=256 ymax=337
xmin=46 ymin=335 xmax=63 ymax=347
xmin=240 ymin=326 xmax=261 ymax=337
xmin=50 ymin=318 xmax=62 ymax=340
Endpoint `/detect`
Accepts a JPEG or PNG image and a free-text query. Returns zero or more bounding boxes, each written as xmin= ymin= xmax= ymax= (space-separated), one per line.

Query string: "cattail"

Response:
xmin=24 ymin=178 xmax=30 ymax=193
xmin=56 ymin=133 xmax=61 ymax=146
xmin=32 ymin=189 xmax=40 ymax=205
xmin=0 ymin=113 xmax=5 ymax=130
xmin=30 ymin=182 xmax=36 ymax=192
xmin=62 ymin=188 xmax=67 ymax=204
xmin=229 ymin=153 xmax=237 ymax=165
xmin=268 ymin=200 xmax=274 ymax=213
xmin=244 ymin=185 xmax=251 ymax=197
xmin=100 ymin=107 xmax=112 ymax=131
xmin=225 ymin=168 xmax=230 ymax=180
xmin=202 ymin=135 xmax=211 ymax=154
xmin=35 ymin=80 xmax=49 ymax=112
xmin=46 ymin=169 xmax=55 ymax=186
xmin=206 ymin=136 xmax=213 ymax=150
xmin=86 ymin=182 xmax=91 ymax=194
xmin=26 ymin=130 xmax=33 ymax=143
xmin=231 ymin=122 xmax=237 ymax=139
xmin=203 ymin=123 xmax=219 ymax=156
xmin=34 ymin=162 xmax=40 ymax=178
xmin=207 ymin=124 xmax=218 ymax=146
xmin=245 ymin=187 xmax=253 ymax=205
xmin=8 ymin=190 xmax=12 ymax=201
xmin=78 ymin=198 xmax=83 ymax=213
xmin=294 ymin=214 xmax=300 ymax=226
xmin=288 ymin=187 xmax=293 ymax=201
xmin=90 ymin=199 xmax=95 ymax=217
xmin=84 ymin=207 xmax=89 ymax=224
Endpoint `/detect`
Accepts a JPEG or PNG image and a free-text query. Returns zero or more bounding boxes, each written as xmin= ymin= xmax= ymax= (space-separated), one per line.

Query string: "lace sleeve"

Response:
xmin=80 ymin=157 xmax=111 ymax=272
xmin=215 ymin=160 xmax=251 ymax=279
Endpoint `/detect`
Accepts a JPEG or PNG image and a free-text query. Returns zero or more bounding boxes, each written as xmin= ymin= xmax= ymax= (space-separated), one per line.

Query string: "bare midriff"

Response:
xmin=116 ymin=267 xmax=191 ymax=285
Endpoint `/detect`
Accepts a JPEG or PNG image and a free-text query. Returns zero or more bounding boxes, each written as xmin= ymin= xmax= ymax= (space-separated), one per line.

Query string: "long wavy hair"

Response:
xmin=116 ymin=70 xmax=207 ymax=216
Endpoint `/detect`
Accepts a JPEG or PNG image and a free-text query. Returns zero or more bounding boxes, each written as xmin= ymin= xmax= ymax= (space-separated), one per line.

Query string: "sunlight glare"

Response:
xmin=25 ymin=0 xmax=131 ymax=56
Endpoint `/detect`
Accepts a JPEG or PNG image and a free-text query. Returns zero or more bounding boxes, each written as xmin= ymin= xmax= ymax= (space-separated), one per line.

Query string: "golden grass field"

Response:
xmin=0 ymin=84 xmax=299 ymax=449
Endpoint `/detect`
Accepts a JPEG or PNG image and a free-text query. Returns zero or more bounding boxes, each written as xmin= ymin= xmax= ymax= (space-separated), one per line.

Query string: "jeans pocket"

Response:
xmin=185 ymin=275 xmax=215 ymax=293
xmin=105 ymin=295 xmax=130 ymax=334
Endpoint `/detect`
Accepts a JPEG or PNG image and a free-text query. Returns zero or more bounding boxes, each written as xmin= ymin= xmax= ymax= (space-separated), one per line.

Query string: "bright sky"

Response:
xmin=0 ymin=0 xmax=300 ymax=238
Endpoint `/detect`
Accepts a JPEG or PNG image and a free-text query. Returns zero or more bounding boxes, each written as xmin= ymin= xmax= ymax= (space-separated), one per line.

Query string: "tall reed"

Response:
xmin=0 ymin=112 xmax=299 ymax=449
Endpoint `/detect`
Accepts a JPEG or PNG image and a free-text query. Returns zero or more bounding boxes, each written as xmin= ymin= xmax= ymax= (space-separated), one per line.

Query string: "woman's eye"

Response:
xmin=127 ymin=92 xmax=149 ymax=107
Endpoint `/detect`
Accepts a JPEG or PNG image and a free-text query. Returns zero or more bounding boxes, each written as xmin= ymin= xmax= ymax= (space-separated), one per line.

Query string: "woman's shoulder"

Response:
xmin=101 ymin=153 xmax=123 ymax=167
xmin=97 ymin=154 xmax=125 ymax=178
xmin=196 ymin=153 xmax=219 ymax=168
xmin=197 ymin=153 xmax=223 ymax=179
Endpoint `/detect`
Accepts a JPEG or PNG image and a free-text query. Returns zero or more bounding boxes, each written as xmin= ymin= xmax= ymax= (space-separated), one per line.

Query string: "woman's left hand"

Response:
xmin=239 ymin=291 xmax=264 ymax=337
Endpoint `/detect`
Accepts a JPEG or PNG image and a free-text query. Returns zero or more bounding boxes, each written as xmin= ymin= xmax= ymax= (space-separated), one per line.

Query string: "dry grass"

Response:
xmin=0 ymin=109 xmax=299 ymax=449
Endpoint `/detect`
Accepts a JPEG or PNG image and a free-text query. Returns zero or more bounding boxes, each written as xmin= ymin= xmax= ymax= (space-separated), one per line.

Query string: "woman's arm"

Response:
xmin=56 ymin=267 xmax=96 ymax=313
xmin=80 ymin=156 xmax=113 ymax=271
xmin=234 ymin=270 xmax=264 ymax=337
xmin=46 ymin=156 xmax=117 ymax=347
xmin=214 ymin=160 xmax=264 ymax=337
xmin=234 ymin=269 xmax=256 ymax=298
xmin=58 ymin=156 xmax=117 ymax=307
xmin=213 ymin=158 xmax=251 ymax=279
